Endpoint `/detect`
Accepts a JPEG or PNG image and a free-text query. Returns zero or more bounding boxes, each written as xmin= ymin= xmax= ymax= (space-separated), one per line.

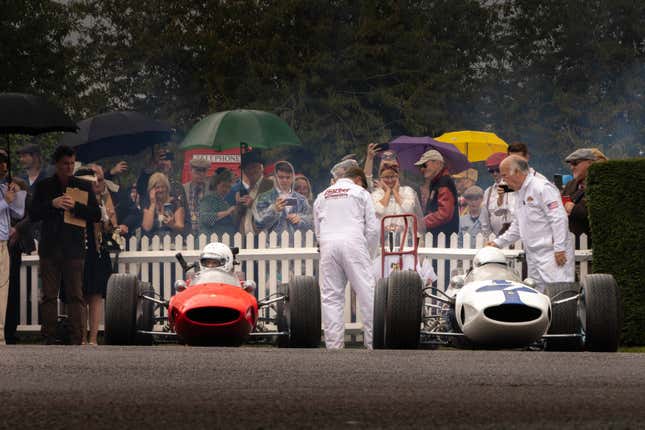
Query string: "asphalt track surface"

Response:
xmin=1 ymin=345 xmax=644 ymax=429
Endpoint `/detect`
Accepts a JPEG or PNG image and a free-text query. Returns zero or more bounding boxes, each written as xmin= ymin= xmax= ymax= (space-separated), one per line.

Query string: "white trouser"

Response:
xmin=319 ymin=239 xmax=375 ymax=349
xmin=0 ymin=241 xmax=9 ymax=344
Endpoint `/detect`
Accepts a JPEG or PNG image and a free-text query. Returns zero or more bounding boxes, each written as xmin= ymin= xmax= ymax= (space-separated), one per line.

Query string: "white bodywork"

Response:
xmin=453 ymin=263 xmax=551 ymax=346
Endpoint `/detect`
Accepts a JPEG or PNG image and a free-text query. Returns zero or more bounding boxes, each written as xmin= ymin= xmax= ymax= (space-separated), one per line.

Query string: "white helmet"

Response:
xmin=200 ymin=242 xmax=234 ymax=272
xmin=473 ymin=246 xmax=507 ymax=268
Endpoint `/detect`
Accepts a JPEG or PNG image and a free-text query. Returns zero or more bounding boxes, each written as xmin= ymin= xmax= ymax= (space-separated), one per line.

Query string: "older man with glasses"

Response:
xmin=480 ymin=152 xmax=516 ymax=238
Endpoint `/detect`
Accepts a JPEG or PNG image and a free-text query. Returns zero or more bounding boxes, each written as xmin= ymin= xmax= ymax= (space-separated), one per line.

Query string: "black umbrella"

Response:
xmin=59 ymin=111 xmax=173 ymax=162
xmin=0 ymin=92 xmax=77 ymax=135
xmin=0 ymin=92 xmax=77 ymax=181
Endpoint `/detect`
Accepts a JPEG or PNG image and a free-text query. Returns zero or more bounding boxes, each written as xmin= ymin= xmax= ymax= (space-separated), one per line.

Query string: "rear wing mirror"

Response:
xmin=175 ymin=252 xmax=197 ymax=275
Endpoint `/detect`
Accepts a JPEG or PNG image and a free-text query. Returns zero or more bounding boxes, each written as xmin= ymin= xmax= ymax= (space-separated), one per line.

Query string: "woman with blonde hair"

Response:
xmin=142 ymin=172 xmax=185 ymax=236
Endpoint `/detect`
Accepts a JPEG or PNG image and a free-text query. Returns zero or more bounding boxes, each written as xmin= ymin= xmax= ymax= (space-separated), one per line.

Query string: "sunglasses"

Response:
xmin=568 ymin=160 xmax=582 ymax=166
xmin=487 ymin=168 xmax=500 ymax=174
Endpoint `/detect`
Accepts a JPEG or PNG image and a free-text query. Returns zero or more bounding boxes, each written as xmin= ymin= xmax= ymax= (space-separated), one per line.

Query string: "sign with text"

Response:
xmin=181 ymin=148 xmax=242 ymax=184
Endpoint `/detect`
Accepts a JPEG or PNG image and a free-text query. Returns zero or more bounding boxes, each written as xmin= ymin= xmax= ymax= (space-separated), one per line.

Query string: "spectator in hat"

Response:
xmin=184 ymin=157 xmax=211 ymax=234
xmin=200 ymin=168 xmax=237 ymax=238
xmin=225 ymin=149 xmax=273 ymax=236
xmin=17 ymin=142 xmax=49 ymax=189
xmin=452 ymin=168 xmax=479 ymax=215
xmin=415 ymin=149 xmax=459 ymax=242
xmin=137 ymin=148 xmax=190 ymax=234
xmin=329 ymin=158 xmax=360 ymax=185
xmin=458 ymin=185 xmax=484 ymax=247
xmin=480 ymin=152 xmax=516 ymax=237
xmin=561 ymin=148 xmax=605 ymax=247
xmin=507 ymin=142 xmax=547 ymax=181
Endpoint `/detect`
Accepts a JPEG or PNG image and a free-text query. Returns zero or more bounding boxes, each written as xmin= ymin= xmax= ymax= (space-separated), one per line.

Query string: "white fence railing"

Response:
xmin=18 ymin=231 xmax=592 ymax=333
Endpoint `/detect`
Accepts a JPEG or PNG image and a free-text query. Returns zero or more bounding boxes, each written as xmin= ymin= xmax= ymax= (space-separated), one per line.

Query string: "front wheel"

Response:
xmin=579 ymin=274 xmax=621 ymax=352
xmin=282 ymin=276 xmax=321 ymax=348
xmin=384 ymin=270 xmax=423 ymax=349
xmin=104 ymin=274 xmax=139 ymax=345
xmin=544 ymin=282 xmax=582 ymax=351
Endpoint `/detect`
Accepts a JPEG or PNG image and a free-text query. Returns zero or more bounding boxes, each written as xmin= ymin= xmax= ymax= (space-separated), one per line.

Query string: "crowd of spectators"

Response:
xmin=0 ymin=135 xmax=608 ymax=345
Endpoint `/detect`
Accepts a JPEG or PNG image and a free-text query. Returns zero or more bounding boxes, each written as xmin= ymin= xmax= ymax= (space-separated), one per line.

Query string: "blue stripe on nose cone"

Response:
xmin=476 ymin=281 xmax=537 ymax=305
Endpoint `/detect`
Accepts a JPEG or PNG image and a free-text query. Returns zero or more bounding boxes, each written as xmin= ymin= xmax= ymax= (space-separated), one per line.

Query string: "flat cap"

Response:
xmin=414 ymin=149 xmax=444 ymax=165
xmin=485 ymin=152 xmax=507 ymax=168
xmin=565 ymin=148 xmax=597 ymax=163
xmin=189 ymin=157 xmax=211 ymax=169
xmin=17 ymin=143 xmax=41 ymax=155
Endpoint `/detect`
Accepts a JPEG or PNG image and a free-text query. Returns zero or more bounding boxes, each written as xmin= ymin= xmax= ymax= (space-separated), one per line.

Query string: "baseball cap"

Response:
xmin=565 ymin=148 xmax=597 ymax=163
xmin=485 ymin=152 xmax=507 ymax=168
xmin=414 ymin=150 xmax=444 ymax=166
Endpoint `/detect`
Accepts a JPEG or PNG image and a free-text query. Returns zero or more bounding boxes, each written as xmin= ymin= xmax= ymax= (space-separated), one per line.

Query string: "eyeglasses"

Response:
xmin=568 ymin=160 xmax=581 ymax=166
xmin=193 ymin=167 xmax=208 ymax=173
xmin=487 ymin=168 xmax=500 ymax=174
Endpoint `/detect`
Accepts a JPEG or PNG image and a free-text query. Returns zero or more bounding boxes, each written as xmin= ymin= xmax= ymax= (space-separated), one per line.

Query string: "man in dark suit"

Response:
xmin=29 ymin=145 xmax=101 ymax=345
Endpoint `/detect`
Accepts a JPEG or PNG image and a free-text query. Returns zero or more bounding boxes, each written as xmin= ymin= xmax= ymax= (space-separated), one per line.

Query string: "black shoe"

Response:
xmin=4 ymin=337 xmax=18 ymax=345
xmin=44 ymin=337 xmax=58 ymax=345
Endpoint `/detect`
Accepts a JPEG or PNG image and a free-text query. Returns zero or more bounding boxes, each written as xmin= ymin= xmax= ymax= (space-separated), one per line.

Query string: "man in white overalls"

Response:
xmin=488 ymin=156 xmax=574 ymax=290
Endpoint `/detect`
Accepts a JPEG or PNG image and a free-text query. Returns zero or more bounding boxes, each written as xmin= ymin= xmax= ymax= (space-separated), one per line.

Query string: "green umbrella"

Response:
xmin=179 ymin=109 xmax=301 ymax=151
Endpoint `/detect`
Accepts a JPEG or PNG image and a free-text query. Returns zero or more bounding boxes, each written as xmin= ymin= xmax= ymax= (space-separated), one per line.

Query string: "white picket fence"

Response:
xmin=17 ymin=231 xmax=592 ymax=333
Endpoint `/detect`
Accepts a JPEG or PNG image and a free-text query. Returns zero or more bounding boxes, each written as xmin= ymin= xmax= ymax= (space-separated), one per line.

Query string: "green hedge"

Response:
xmin=587 ymin=158 xmax=645 ymax=345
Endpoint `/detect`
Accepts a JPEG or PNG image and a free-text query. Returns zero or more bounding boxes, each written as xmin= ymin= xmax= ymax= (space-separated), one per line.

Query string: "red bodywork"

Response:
xmin=168 ymin=282 xmax=258 ymax=346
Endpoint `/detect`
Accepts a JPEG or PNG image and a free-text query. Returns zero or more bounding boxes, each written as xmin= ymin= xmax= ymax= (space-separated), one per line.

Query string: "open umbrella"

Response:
xmin=0 ymin=92 xmax=77 ymax=180
xmin=435 ymin=131 xmax=508 ymax=162
xmin=389 ymin=136 xmax=471 ymax=174
xmin=58 ymin=111 xmax=173 ymax=162
xmin=179 ymin=109 xmax=301 ymax=151
xmin=0 ymin=92 xmax=77 ymax=135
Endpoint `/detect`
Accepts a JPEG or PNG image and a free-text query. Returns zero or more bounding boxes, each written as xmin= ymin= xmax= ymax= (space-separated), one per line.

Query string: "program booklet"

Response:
xmin=63 ymin=187 xmax=88 ymax=228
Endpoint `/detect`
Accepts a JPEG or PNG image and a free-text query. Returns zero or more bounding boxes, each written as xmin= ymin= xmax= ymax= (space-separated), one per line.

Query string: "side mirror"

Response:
xmin=242 ymin=280 xmax=256 ymax=294
xmin=450 ymin=275 xmax=465 ymax=289
xmin=174 ymin=279 xmax=187 ymax=293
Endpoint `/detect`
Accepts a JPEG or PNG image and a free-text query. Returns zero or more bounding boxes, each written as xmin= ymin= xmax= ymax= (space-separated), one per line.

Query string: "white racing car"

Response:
xmin=373 ymin=245 xmax=621 ymax=352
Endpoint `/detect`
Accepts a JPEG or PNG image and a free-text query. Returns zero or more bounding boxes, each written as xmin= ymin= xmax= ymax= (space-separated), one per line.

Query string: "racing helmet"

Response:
xmin=473 ymin=246 xmax=507 ymax=268
xmin=200 ymin=242 xmax=234 ymax=272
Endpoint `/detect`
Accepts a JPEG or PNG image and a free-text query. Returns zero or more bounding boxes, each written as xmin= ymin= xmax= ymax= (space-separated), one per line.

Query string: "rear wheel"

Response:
xmin=104 ymin=274 xmax=139 ymax=345
xmin=384 ymin=270 xmax=423 ymax=349
xmin=372 ymin=278 xmax=388 ymax=349
xmin=544 ymin=282 xmax=582 ymax=351
xmin=579 ymin=274 xmax=621 ymax=352
xmin=283 ymin=276 xmax=321 ymax=348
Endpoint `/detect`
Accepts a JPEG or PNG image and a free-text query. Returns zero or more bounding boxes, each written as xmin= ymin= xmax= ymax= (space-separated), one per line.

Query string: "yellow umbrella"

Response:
xmin=435 ymin=130 xmax=508 ymax=162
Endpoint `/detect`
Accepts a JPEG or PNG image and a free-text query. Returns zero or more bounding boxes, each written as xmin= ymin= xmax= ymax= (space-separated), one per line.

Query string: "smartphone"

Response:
xmin=163 ymin=202 xmax=174 ymax=216
xmin=375 ymin=142 xmax=390 ymax=152
xmin=238 ymin=186 xmax=249 ymax=197
xmin=283 ymin=198 xmax=297 ymax=206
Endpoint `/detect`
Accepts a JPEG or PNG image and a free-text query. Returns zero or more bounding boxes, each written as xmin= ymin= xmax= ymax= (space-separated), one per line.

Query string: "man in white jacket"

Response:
xmin=488 ymin=156 xmax=574 ymax=290
xmin=314 ymin=166 xmax=380 ymax=349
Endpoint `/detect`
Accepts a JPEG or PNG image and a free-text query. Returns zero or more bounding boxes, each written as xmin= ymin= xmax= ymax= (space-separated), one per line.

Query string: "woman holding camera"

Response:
xmin=199 ymin=168 xmax=237 ymax=238
xmin=142 ymin=172 xmax=185 ymax=236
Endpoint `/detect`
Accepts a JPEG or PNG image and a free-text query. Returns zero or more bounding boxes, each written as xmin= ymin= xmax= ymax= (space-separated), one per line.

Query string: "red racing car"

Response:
xmin=103 ymin=242 xmax=321 ymax=347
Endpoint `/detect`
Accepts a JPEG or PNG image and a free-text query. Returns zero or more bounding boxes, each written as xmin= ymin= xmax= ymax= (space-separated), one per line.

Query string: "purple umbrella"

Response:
xmin=389 ymin=136 xmax=471 ymax=174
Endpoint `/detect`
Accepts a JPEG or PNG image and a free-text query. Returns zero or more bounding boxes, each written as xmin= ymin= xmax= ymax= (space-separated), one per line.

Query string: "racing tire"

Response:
xmin=384 ymin=270 xmax=423 ymax=349
xmin=372 ymin=278 xmax=388 ymax=349
xmin=284 ymin=276 xmax=321 ymax=348
xmin=104 ymin=274 xmax=139 ymax=345
xmin=544 ymin=282 xmax=582 ymax=351
xmin=579 ymin=274 xmax=621 ymax=352
xmin=135 ymin=282 xmax=155 ymax=346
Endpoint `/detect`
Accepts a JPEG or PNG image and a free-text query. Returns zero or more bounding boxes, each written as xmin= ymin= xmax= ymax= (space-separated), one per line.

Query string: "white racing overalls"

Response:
xmin=314 ymin=178 xmax=380 ymax=349
xmin=494 ymin=174 xmax=575 ymax=290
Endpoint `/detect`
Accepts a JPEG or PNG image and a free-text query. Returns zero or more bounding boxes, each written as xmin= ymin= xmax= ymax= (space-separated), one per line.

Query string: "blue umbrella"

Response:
xmin=389 ymin=136 xmax=472 ymax=174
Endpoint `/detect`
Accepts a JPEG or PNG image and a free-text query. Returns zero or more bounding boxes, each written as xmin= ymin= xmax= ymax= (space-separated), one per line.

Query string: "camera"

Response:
xmin=238 ymin=186 xmax=249 ymax=197
xmin=283 ymin=198 xmax=297 ymax=206
xmin=498 ymin=184 xmax=512 ymax=193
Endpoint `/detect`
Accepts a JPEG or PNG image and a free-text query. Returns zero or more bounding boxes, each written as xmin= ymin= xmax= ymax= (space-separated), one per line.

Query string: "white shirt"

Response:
xmin=479 ymin=184 xmax=516 ymax=237
xmin=314 ymin=178 xmax=379 ymax=254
